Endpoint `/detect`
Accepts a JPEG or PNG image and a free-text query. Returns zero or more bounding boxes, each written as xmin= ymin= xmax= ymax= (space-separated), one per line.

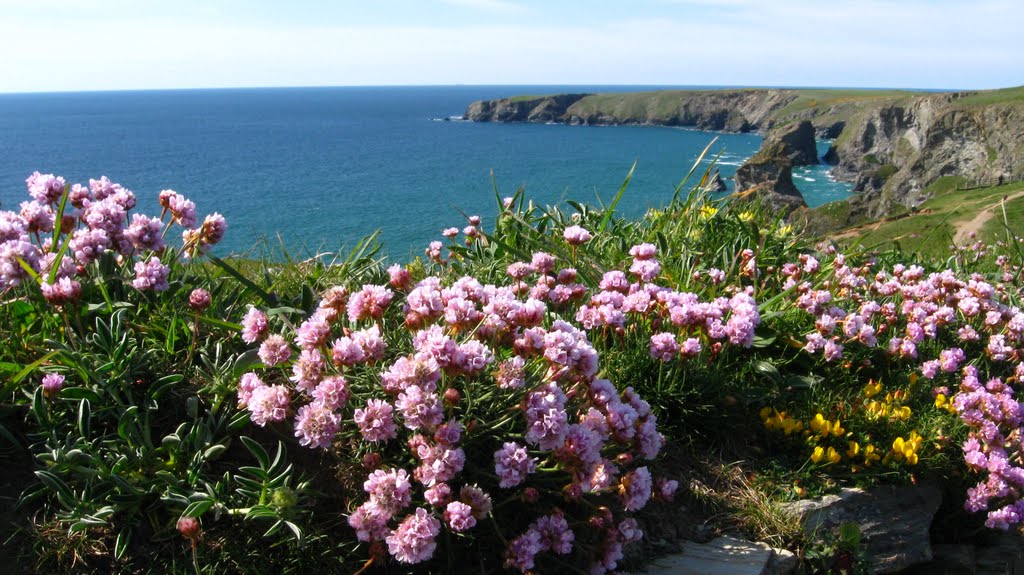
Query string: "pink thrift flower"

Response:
xmin=240 ymin=307 xmax=269 ymax=344
xmin=41 ymin=373 xmax=64 ymax=399
xmin=444 ymin=501 xmax=476 ymax=532
xmin=247 ymin=384 xmax=290 ymax=426
xmin=188 ymin=288 xmax=211 ymax=312
xmin=424 ymin=483 xmax=452 ymax=507
xmin=620 ymin=467 xmax=653 ymax=511
xmin=534 ymin=513 xmax=574 ymax=554
xmin=348 ymin=502 xmax=390 ymax=542
xmin=293 ymin=401 xmax=340 ymax=448
xmin=347 ymin=284 xmax=394 ymax=323
xmin=311 ymin=375 xmax=349 ymax=409
xmin=396 ymin=385 xmax=444 ymax=431
xmin=386 ymin=508 xmax=441 ymax=564
xmin=295 ymin=312 xmax=332 ymax=350
xmin=563 ymin=225 xmax=592 ymax=246
xmin=132 ymin=257 xmax=170 ymax=292
xmin=40 ymin=278 xmax=82 ymax=307
xmin=258 ymin=334 xmax=292 ymax=367
xmin=365 ymin=468 xmax=413 ymax=516
xmin=494 ymin=442 xmax=536 ymax=488
xmin=649 ymin=332 xmax=679 ymax=362
xmin=236 ymin=372 xmax=264 ymax=408
xmin=125 ymin=214 xmax=165 ymax=252
xmin=290 ymin=349 xmax=325 ymax=392
xmin=354 ymin=399 xmax=398 ymax=443
xmin=505 ymin=528 xmax=542 ymax=572
xmin=459 ymin=484 xmax=492 ymax=519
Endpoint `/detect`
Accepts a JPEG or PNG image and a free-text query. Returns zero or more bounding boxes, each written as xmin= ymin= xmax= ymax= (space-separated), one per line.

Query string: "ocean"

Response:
xmin=0 ymin=86 xmax=850 ymax=259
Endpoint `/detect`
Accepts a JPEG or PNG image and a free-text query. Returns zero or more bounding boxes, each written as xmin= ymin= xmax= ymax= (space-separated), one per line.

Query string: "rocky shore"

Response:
xmin=464 ymin=88 xmax=1024 ymax=221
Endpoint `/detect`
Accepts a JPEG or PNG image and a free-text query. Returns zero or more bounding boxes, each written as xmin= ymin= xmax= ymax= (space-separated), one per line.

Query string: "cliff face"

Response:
xmin=464 ymin=90 xmax=801 ymax=132
xmin=464 ymin=88 xmax=1024 ymax=221
xmin=831 ymin=94 xmax=1024 ymax=218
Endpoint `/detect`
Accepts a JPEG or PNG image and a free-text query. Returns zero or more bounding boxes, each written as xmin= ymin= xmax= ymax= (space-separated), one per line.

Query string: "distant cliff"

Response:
xmin=464 ymin=87 xmax=1024 ymax=221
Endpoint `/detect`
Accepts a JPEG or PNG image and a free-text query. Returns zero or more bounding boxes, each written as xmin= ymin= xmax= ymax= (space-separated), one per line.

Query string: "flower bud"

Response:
xmin=188 ymin=288 xmax=211 ymax=312
xmin=41 ymin=373 xmax=64 ymax=399
xmin=521 ymin=487 xmax=539 ymax=503
xmin=362 ymin=452 xmax=383 ymax=470
xmin=443 ymin=387 xmax=460 ymax=406
xmin=177 ymin=516 xmax=201 ymax=540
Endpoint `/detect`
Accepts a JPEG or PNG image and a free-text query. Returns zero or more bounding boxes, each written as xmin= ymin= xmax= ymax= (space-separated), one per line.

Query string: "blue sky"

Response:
xmin=1 ymin=0 xmax=1021 ymax=92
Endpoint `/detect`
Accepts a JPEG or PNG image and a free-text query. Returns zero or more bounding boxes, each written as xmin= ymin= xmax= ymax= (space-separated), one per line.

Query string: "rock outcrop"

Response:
xmin=782 ymin=483 xmax=942 ymax=573
xmin=733 ymin=143 xmax=808 ymax=213
xmin=772 ymin=120 xmax=819 ymax=165
xmin=830 ymin=92 xmax=1024 ymax=219
xmin=465 ymin=90 xmax=801 ymax=132
xmin=464 ymin=87 xmax=1024 ymax=223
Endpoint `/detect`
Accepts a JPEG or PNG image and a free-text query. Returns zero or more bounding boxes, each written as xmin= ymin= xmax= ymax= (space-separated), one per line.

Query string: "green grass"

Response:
xmin=953 ymin=85 xmax=1024 ymax=107
xmin=839 ymin=180 xmax=1024 ymax=255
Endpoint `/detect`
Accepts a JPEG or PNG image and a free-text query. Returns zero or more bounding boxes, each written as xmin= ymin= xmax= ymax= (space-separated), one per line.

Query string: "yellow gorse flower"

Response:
xmin=864 ymin=379 xmax=882 ymax=398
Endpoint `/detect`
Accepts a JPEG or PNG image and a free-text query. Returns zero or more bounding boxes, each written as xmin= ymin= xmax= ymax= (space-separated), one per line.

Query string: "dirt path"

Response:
xmin=952 ymin=189 xmax=1024 ymax=244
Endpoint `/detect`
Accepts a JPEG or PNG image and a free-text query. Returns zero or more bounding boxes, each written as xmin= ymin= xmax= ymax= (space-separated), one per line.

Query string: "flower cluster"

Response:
xmin=235 ymin=243 xmax=691 ymax=570
xmin=1 ymin=172 xmax=225 ymax=302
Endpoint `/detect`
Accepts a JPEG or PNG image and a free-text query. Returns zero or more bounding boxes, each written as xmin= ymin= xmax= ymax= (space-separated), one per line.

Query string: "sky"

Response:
xmin=1 ymin=0 xmax=1021 ymax=93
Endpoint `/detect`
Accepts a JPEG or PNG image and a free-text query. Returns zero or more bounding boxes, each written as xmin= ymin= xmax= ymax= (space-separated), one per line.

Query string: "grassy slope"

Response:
xmin=834 ymin=179 xmax=1024 ymax=256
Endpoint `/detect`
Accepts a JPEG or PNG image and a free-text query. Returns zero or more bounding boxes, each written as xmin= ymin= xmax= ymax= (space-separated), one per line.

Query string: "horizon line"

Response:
xmin=1 ymin=82 xmax=1013 ymax=97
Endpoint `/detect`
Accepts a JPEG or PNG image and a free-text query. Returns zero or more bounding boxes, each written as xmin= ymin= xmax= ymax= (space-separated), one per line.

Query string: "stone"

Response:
xmin=765 ymin=547 xmax=799 ymax=575
xmin=631 ymin=536 xmax=773 ymax=575
xmin=773 ymin=120 xmax=819 ymax=165
xmin=733 ymin=142 xmax=807 ymax=213
xmin=975 ymin=532 xmax=1024 ymax=575
xmin=781 ymin=483 xmax=942 ymax=573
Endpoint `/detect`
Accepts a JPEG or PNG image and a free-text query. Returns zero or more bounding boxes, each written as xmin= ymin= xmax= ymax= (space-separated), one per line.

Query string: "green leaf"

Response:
xmin=209 ymin=255 xmax=275 ymax=306
xmin=197 ymin=315 xmax=243 ymax=331
xmin=598 ymin=159 xmax=637 ymax=233
xmin=35 ymin=469 xmax=73 ymax=502
xmin=240 ymin=436 xmax=269 ymax=469
xmin=59 ymin=387 xmax=102 ymax=402
xmin=117 ymin=406 xmax=139 ymax=442
xmin=182 ymin=500 xmax=215 ymax=518
xmin=77 ymin=399 xmax=91 ymax=438
xmin=753 ymin=360 xmax=782 ymax=383
xmin=2 ymin=350 xmax=60 ymax=398
xmin=203 ymin=444 xmax=228 ymax=461
xmin=114 ymin=526 xmax=132 ymax=560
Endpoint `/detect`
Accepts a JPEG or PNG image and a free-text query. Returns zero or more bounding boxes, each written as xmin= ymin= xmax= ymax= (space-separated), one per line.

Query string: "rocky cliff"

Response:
xmin=464 ymin=87 xmax=1024 ymax=222
xmin=828 ymin=92 xmax=1024 ymax=219
xmin=464 ymin=90 xmax=802 ymax=132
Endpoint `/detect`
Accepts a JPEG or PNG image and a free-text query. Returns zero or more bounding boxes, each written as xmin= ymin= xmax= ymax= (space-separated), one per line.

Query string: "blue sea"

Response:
xmin=0 ymin=86 xmax=850 ymax=259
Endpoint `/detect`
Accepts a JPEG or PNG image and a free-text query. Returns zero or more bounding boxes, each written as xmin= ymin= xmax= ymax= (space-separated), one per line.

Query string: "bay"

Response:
xmin=0 ymin=86 xmax=849 ymax=259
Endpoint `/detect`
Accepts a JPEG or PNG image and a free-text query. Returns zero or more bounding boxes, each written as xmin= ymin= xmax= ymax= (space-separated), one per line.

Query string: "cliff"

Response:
xmin=464 ymin=87 xmax=1024 ymax=223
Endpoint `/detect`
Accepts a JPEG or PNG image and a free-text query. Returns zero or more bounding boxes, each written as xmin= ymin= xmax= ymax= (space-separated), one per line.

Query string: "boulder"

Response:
xmin=733 ymin=141 xmax=807 ymax=212
xmin=630 ymin=536 xmax=790 ymax=575
xmin=781 ymin=483 xmax=942 ymax=573
xmin=773 ymin=120 xmax=820 ymax=165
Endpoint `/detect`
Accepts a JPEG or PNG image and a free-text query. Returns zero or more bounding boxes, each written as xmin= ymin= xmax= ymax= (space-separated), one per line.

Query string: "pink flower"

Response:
xmin=444 ymin=501 xmax=476 ymax=532
xmin=26 ymin=172 xmax=65 ymax=204
xmin=295 ymin=312 xmax=332 ymax=350
xmin=311 ymin=375 xmax=349 ymax=410
xmin=236 ymin=372 xmax=264 ymax=408
xmin=364 ymin=468 xmax=413 ymax=516
xmin=247 ymin=384 xmax=290 ymax=426
xmin=563 ymin=225 xmax=592 ymax=246
xmin=424 ymin=483 xmax=451 ymax=507
xmin=534 ymin=513 xmax=574 ymax=554
xmin=132 ymin=257 xmax=170 ymax=292
xmin=293 ymin=401 xmax=339 ymax=448
xmin=188 ymin=288 xmax=211 ymax=311
xmin=459 ymin=484 xmax=492 ymax=519
xmin=386 ymin=508 xmax=441 ymax=564
xmin=494 ymin=442 xmax=536 ymax=488
xmin=396 ymin=385 xmax=444 ymax=431
xmin=649 ymin=332 xmax=679 ymax=362
xmin=41 ymin=373 xmax=64 ymax=399
xmin=125 ymin=214 xmax=165 ymax=252
xmin=258 ymin=334 xmax=292 ymax=367
xmin=290 ymin=349 xmax=325 ymax=392
xmin=505 ymin=528 xmax=542 ymax=572
xmin=40 ymin=278 xmax=82 ymax=307
xmin=347 ymin=284 xmax=394 ymax=323
xmin=354 ymin=399 xmax=398 ymax=443
xmin=620 ymin=467 xmax=653 ymax=511
xmin=524 ymin=383 xmax=569 ymax=450
xmin=240 ymin=307 xmax=269 ymax=344
xmin=348 ymin=502 xmax=390 ymax=542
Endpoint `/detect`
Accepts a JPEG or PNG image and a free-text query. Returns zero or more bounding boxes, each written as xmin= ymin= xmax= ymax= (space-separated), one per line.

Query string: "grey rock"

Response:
xmin=772 ymin=120 xmax=819 ymax=165
xmin=733 ymin=141 xmax=807 ymax=213
xmin=901 ymin=544 xmax=975 ymax=575
xmin=765 ymin=547 xmax=799 ymax=575
xmin=975 ymin=532 xmax=1024 ymax=575
xmin=781 ymin=483 xmax=942 ymax=573
xmin=632 ymin=536 xmax=774 ymax=575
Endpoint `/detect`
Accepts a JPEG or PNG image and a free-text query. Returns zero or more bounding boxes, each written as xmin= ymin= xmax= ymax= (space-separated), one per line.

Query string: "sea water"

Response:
xmin=0 ymin=86 xmax=850 ymax=259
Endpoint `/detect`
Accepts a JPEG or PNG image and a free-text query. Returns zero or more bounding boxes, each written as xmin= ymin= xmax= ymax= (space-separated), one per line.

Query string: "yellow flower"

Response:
xmin=826 ymin=447 xmax=842 ymax=465
xmin=810 ymin=446 xmax=825 ymax=464
xmin=831 ymin=419 xmax=846 ymax=438
xmin=893 ymin=406 xmax=912 ymax=421
xmin=934 ymin=393 xmax=948 ymax=409
xmin=863 ymin=444 xmax=881 ymax=465
xmin=777 ymin=224 xmax=794 ymax=237
xmin=699 ymin=205 xmax=718 ymax=220
xmin=864 ymin=379 xmax=882 ymax=398
xmin=846 ymin=441 xmax=860 ymax=458
xmin=739 ymin=211 xmax=755 ymax=222
xmin=810 ymin=413 xmax=830 ymax=435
